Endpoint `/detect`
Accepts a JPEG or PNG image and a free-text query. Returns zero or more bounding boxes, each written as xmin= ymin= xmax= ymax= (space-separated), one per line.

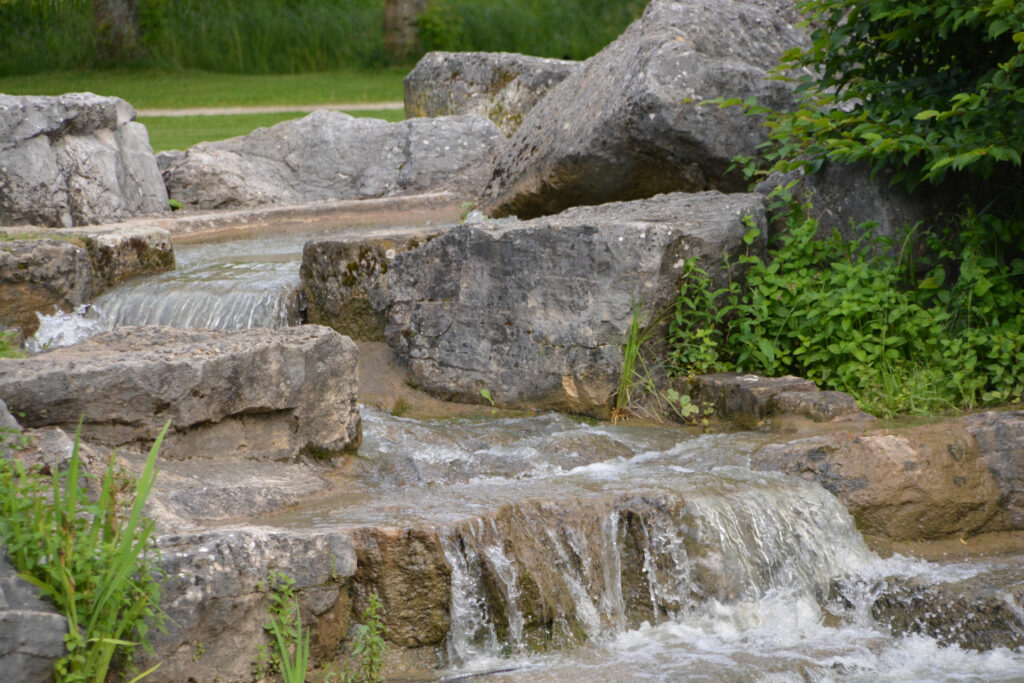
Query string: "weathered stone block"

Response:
xmin=405 ymin=51 xmax=578 ymax=136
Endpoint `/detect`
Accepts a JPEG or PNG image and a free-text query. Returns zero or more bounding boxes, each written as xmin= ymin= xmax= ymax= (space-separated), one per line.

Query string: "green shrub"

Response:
xmin=0 ymin=0 xmax=95 ymax=75
xmin=256 ymin=570 xmax=310 ymax=683
xmin=0 ymin=421 xmax=168 ymax=682
xmin=667 ymin=206 xmax=1024 ymax=417
xmin=753 ymin=0 xmax=1024 ymax=191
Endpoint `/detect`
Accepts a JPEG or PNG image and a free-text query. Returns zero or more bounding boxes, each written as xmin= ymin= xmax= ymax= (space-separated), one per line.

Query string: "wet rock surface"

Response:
xmin=404 ymin=51 xmax=578 ymax=136
xmin=0 ymin=547 xmax=66 ymax=683
xmin=158 ymin=111 xmax=503 ymax=210
xmin=963 ymin=411 xmax=1024 ymax=530
xmin=868 ymin=559 xmax=1024 ymax=652
xmin=368 ymin=191 xmax=766 ymax=417
xmin=0 ymin=93 xmax=168 ymax=227
xmin=480 ymin=0 xmax=805 ymax=218
xmin=0 ymin=225 xmax=174 ymax=337
xmin=0 ymin=239 xmax=95 ymax=336
xmin=0 ymin=325 xmax=361 ymax=459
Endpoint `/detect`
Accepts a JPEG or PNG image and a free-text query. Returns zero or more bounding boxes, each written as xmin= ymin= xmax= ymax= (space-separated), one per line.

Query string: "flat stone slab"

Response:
xmin=405 ymin=51 xmax=578 ymax=136
xmin=0 ymin=325 xmax=360 ymax=459
xmin=364 ymin=191 xmax=767 ymax=417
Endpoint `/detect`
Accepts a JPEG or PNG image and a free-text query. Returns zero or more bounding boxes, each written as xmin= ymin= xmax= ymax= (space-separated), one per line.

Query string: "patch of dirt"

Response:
xmin=357 ymin=341 xmax=510 ymax=420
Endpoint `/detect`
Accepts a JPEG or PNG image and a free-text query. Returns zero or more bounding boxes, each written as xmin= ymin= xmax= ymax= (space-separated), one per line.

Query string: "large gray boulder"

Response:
xmin=480 ymin=0 xmax=805 ymax=219
xmin=0 ymin=548 xmax=67 ymax=683
xmin=158 ymin=111 xmax=504 ymax=211
xmin=404 ymin=51 xmax=578 ymax=136
xmin=0 ymin=325 xmax=361 ymax=459
xmin=362 ymin=191 xmax=766 ymax=417
xmin=0 ymin=93 xmax=169 ymax=227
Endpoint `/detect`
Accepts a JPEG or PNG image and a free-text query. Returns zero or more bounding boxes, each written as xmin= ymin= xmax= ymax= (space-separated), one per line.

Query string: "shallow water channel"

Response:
xmin=31 ymin=222 xmax=1024 ymax=680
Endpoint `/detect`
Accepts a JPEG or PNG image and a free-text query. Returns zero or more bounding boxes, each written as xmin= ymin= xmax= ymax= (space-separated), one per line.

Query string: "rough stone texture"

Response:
xmin=962 ymin=411 xmax=1024 ymax=530
xmin=404 ymin=51 xmax=578 ymax=136
xmin=756 ymin=162 xmax=956 ymax=245
xmin=480 ymin=0 xmax=806 ymax=218
xmin=0 ymin=239 xmax=95 ymax=336
xmin=0 ymin=325 xmax=361 ymax=459
xmin=351 ymin=527 xmax=452 ymax=648
xmin=0 ymin=547 xmax=67 ymax=683
xmin=158 ymin=111 xmax=503 ymax=211
xmin=868 ymin=562 xmax=1024 ymax=652
xmin=301 ymin=225 xmax=452 ymax=341
xmin=79 ymin=224 xmax=174 ymax=288
xmin=0 ymin=399 xmax=18 ymax=432
xmin=0 ymin=93 xmax=168 ymax=227
xmin=684 ymin=373 xmax=872 ymax=427
xmin=140 ymin=528 xmax=357 ymax=683
xmin=752 ymin=422 xmax=1004 ymax=539
xmin=370 ymin=191 xmax=767 ymax=417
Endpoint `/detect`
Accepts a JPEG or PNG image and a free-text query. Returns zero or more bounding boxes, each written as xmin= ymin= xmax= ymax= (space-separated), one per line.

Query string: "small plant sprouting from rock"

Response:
xmin=341 ymin=593 xmax=387 ymax=683
xmin=255 ymin=570 xmax=309 ymax=683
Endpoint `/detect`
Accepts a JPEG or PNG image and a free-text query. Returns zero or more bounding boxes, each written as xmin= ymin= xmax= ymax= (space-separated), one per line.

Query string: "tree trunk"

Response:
xmin=383 ymin=0 xmax=427 ymax=62
xmin=94 ymin=0 xmax=141 ymax=62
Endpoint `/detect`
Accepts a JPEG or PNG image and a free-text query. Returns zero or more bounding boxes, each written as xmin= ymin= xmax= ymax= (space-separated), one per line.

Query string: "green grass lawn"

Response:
xmin=0 ymin=68 xmax=408 ymax=151
xmin=142 ymin=109 xmax=406 ymax=152
xmin=0 ymin=68 xmax=407 ymax=108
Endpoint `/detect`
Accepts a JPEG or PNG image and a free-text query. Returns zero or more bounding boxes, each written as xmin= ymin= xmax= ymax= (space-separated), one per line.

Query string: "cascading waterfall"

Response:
xmin=438 ymin=470 xmax=878 ymax=668
xmin=29 ymin=233 xmax=306 ymax=351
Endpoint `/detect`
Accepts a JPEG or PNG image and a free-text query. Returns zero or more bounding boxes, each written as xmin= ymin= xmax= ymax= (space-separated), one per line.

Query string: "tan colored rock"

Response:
xmin=753 ymin=422 xmax=1003 ymax=539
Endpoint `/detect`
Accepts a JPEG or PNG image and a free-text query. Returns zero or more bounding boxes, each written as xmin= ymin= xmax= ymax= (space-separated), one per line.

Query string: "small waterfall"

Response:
xmin=29 ymin=238 xmax=305 ymax=351
xmin=438 ymin=470 xmax=876 ymax=665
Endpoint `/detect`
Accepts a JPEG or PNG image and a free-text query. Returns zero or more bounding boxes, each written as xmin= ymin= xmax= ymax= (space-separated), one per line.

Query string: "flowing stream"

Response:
xmin=29 ymin=225 xmax=1024 ymax=680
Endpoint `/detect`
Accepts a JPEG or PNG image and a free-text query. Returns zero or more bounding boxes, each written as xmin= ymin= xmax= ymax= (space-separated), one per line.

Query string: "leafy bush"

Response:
xmin=757 ymin=0 xmax=1024 ymax=191
xmin=0 ymin=422 xmax=168 ymax=682
xmin=667 ymin=207 xmax=1024 ymax=417
xmin=343 ymin=593 xmax=387 ymax=683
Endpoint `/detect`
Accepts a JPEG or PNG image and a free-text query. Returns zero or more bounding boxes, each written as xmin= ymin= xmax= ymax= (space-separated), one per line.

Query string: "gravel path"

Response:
xmin=137 ymin=101 xmax=404 ymax=117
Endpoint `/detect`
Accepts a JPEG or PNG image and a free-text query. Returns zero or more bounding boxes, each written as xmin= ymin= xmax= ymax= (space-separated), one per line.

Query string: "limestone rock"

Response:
xmin=142 ymin=528 xmax=356 ymax=683
xmin=0 ymin=399 xmax=18 ymax=432
xmin=0 ymin=325 xmax=361 ymax=459
xmin=370 ymin=191 xmax=766 ymax=417
xmin=80 ymin=224 xmax=175 ymax=288
xmin=0 ymin=548 xmax=67 ymax=683
xmin=480 ymin=0 xmax=806 ymax=218
xmin=0 ymin=239 xmax=95 ymax=336
xmin=752 ymin=422 xmax=1003 ymax=539
xmin=159 ymin=111 xmax=503 ymax=211
xmin=962 ymin=411 xmax=1024 ymax=530
xmin=404 ymin=51 xmax=578 ymax=136
xmin=0 ymin=93 xmax=169 ymax=227
xmin=301 ymin=224 xmax=452 ymax=341
xmin=869 ymin=562 xmax=1024 ymax=651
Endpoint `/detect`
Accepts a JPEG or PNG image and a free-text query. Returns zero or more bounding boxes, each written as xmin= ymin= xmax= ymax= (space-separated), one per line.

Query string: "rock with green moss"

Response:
xmin=404 ymin=51 xmax=578 ymax=136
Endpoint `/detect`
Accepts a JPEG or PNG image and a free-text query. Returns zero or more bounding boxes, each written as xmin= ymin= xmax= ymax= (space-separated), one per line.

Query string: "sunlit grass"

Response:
xmin=0 ymin=68 xmax=407 ymax=109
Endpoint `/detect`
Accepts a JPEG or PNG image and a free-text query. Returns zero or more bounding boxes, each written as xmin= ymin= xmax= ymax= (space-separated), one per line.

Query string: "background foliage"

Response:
xmin=0 ymin=0 xmax=644 ymax=75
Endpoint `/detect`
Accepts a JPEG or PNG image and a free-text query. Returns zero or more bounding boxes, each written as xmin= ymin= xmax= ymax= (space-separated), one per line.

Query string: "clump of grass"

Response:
xmin=0 ymin=420 xmax=169 ymax=682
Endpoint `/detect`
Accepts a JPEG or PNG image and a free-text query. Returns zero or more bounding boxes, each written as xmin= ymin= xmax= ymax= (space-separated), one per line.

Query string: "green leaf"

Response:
xmin=914 ymin=109 xmax=940 ymax=120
